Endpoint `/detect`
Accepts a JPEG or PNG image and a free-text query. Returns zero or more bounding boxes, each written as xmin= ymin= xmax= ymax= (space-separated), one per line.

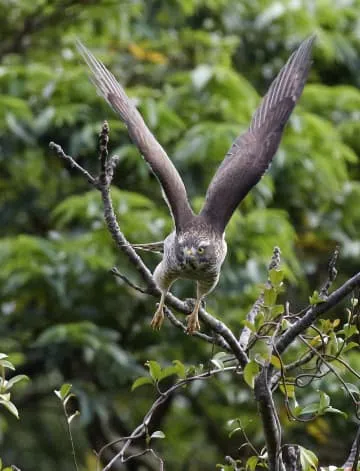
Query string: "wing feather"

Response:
xmin=76 ymin=40 xmax=194 ymax=232
xmin=200 ymin=35 xmax=315 ymax=233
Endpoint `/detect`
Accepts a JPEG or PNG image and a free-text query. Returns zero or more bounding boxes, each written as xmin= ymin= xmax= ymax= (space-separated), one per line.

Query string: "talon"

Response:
xmin=151 ymin=307 xmax=164 ymax=330
xmin=151 ymin=291 xmax=167 ymax=331
xmin=186 ymin=312 xmax=201 ymax=335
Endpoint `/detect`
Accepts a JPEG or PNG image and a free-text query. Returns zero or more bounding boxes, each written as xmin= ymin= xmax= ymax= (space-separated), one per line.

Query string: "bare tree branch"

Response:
xmin=254 ymin=367 xmax=283 ymax=471
xmin=49 ymin=125 xmax=249 ymax=368
xmin=163 ymin=306 xmax=232 ymax=351
xmin=343 ymin=424 xmax=360 ymax=471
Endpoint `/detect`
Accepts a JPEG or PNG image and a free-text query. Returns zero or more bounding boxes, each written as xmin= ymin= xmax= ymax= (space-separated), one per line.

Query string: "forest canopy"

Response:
xmin=1 ymin=1 xmax=360 ymax=470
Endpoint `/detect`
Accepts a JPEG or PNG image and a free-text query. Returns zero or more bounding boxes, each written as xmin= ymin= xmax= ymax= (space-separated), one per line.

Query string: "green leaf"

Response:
xmin=343 ymin=382 xmax=360 ymax=396
xmin=341 ymin=324 xmax=358 ymax=338
xmin=60 ymin=383 xmax=72 ymax=400
xmin=243 ymin=361 xmax=259 ymax=389
xmin=0 ymin=360 xmax=15 ymax=371
xmin=309 ymin=290 xmax=325 ymax=305
xmin=5 ymin=375 xmax=29 ymax=390
xmin=213 ymin=351 xmax=229 ymax=361
xmin=281 ymin=318 xmax=290 ymax=330
xmin=54 ymin=383 xmax=72 ymax=401
xmin=150 ymin=430 xmax=165 ymax=439
xmin=264 ymin=287 xmax=277 ymax=307
xmin=159 ymin=365 xmax=181 ymax=381
xmin=246 ymin=455 xmax=259 ymax=471
xmin=269 ymin=268 xmax=284 ymax=287
xmin=299 ymin=446 xmax=318 ymax=471
xmin=0 ymin=399 xmax=19 ymax=419
xmin=242 ymin=320 xmax=256 ymax=332
xmin=298 ymin=403 xmax=319 ymax=416
xmin=318 ymin=390 xmax=330 ymax=411
xmin=325 ymin=407 xmax=347 ymax=417
xmin=270 ymin=304 xmax=284 ymax=318
xmin=131 ymin=376 xmax=154 ymax=391
xmin=211 ymin=352 xmax=229 ymax=370
xmin=279 ymin=381 xmax=295 ymax=399
xmin=326 ymin=331 xmax=338 ymax=355
xmin=342 ymin=341 xmax=359 ymax=353
xmin=145 ymin=360 xmax=162 ymax=381
xmin=254 ymin=312 xmax=265 ymax=330
xmin=269 ymin=355 xmax=281 ymax=369
xmin=172 ymin=360 xmax=186 ymax=379
xmin=211 ymin=358 xmax=225 ymax=370
xmin=227 ymin=418 xmax=240 ymax=429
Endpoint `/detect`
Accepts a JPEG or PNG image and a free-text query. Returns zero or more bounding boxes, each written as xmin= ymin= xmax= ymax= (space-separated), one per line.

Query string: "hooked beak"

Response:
xmin=183 ymin=247 xmax=196 ymax=261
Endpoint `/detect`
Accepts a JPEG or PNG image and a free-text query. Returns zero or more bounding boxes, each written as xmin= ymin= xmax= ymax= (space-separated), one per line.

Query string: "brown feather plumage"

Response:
xmin=77 ymin=36 xmax=314 ymax=333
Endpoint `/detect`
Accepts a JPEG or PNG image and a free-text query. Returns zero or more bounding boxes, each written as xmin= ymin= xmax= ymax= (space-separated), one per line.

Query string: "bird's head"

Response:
xmin=175 ymin=235 xmax=218 ymax=271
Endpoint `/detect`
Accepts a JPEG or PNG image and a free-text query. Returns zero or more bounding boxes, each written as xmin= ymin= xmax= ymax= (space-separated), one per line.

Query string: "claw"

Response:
xmin=186 ymin=311 xmax=201 ymax=334
xmin=185 ymin=292 xmax=203 ymax=335
xmin=151 ymin=307 xmax=164 ymax=330
xmin=151 ymin=291 xmax=166 ymax=330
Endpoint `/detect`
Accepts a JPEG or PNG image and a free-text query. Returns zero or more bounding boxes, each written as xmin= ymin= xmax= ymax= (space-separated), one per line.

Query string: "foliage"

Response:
xmin=1 ymin=0 xmax=360 ymax=470
xmin=0 ymin=354 xmax=28 ymax=420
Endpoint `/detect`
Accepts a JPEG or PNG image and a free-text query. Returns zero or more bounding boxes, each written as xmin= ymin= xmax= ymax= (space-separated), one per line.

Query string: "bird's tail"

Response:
xmin=120 ymin=241 xmax=164 ymax=254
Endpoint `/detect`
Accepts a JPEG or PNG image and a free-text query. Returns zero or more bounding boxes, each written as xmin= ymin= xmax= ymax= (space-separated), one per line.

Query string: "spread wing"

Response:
xmin=200 ymin=35 xmax=315 ymax=233
xmin=76 ymin=40 xmax=194 ymax=233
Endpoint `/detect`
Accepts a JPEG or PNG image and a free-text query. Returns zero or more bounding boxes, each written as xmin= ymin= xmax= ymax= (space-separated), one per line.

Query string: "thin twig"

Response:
xmin=298 ymin=335 xmax=359 ymax=413
xmin=49 ymin=142 xmax=96 ymax=184
xmin=110 ymin=267 xmax=148 ymax=294
xmin=62 ymin=397 xmax=80 ymax=471
xmin=276 ymin=271 xmax=360 ymax=356
xmin=163 ymin=306 xmax=232 ymax=352
xmin=101 ymin=366 xmax=238 ymax=470
xmin=319 ymin=245 xmax=339 ymax=299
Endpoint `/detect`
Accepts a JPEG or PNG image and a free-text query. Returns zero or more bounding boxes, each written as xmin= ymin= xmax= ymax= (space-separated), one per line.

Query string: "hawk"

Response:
xmin=77 ymin=36 xmax=314 ymax=334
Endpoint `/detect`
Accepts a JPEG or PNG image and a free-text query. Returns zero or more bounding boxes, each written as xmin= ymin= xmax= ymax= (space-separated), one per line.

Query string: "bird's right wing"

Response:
xmin=200 ymin=35 xmax=315 ymax=234
xmin=77 ymin=41 xmax=194 ymax=232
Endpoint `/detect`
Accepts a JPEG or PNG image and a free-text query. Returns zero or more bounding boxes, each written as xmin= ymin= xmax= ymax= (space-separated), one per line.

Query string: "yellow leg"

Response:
xmin=151 ymin=291 xmax=166 ymax=330
xmin=186 ymin=296 xmax=202 ymax=335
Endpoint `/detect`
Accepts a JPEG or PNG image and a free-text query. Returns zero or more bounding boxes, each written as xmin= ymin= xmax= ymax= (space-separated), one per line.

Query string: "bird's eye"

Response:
xmin=198 ymin=247 xmax=205 ymax=254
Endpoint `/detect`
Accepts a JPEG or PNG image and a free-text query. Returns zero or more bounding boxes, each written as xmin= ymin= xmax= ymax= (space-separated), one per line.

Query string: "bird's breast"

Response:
xmin=176 ymin=263 xmax=218 ymax=283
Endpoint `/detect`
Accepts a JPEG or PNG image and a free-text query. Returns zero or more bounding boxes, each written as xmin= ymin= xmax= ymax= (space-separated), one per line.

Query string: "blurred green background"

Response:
xmin=1 ymin=0 xmax=360 ymax=469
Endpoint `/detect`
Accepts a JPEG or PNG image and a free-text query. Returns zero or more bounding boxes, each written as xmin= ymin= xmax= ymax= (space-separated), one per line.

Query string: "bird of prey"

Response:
xmin=77 ymin=36 xmax=314 ymax=334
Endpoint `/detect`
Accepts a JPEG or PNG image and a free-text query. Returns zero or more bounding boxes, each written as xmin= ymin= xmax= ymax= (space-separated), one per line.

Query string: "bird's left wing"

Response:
xmin=77 ymin=41 xmax=194 ymax=232
xmin=200 ymin=35 xmax=315 ymax=234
